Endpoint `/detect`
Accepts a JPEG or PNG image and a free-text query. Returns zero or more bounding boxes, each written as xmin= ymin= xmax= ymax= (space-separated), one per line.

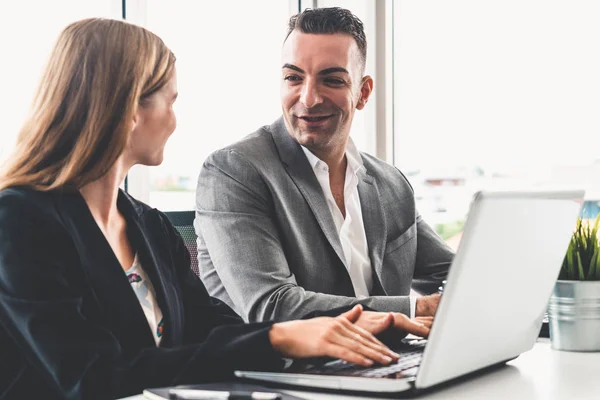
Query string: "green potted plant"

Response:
xmin=548 ymin=213 xmax=600 ymax=351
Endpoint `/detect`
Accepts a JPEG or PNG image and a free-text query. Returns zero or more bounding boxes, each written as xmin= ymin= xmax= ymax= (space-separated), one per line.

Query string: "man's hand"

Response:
xmin=416 ymin=293 xmax=441 ymax=317
xmin=354 ymin=310 xmax=432 ymax=338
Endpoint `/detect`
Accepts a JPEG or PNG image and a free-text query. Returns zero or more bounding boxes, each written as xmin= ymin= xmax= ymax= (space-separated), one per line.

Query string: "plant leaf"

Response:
xmin=566 ymin=239 xmax=575 ymax=279
xmin=577 ymin=252 xmax=585 ymax=281
xmin=596 ymin=249 xmax=600 ymax=280
xmin=592 ymin=213 xmax=600 ymax=238
xmin=558 ymin=216 xmax=600 ymax=280
xmin=588 ymin=248 xmax=598 ymax=280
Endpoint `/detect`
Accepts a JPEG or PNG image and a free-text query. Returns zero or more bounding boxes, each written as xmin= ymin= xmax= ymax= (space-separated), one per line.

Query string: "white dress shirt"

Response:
xmin=301 ymin=139 xmax=417 ymax=318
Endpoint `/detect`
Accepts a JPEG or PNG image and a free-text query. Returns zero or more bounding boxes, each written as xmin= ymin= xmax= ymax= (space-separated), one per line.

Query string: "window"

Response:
xmin=393 ymin=0 xmax=600 ymax=248
xmin=6 ymin=1 xmax=595 ymax=229
xmin=126 ymin=1 xmax=295 ymax=210
xmin=0 ymin=1 xmax=119 ymax=164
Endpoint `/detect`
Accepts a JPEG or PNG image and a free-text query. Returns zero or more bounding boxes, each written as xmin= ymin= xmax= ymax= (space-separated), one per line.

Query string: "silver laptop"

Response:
xmin=235 ymin=189 xmax=584 ymax=395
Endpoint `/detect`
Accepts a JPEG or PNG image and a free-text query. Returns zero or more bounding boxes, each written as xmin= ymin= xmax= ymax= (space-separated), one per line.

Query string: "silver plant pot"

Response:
xmin=548 ymin=280 xmax=600 ymax=351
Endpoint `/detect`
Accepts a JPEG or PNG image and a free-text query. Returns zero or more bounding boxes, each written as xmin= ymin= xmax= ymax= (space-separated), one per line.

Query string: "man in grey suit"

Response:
xmin=195 ymin=7 xmax=454 ymax=324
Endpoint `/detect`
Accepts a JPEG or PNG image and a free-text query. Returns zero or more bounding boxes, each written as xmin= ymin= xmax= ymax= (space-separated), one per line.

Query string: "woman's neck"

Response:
xmin=79 ymin=157 xmax=129 ymax=229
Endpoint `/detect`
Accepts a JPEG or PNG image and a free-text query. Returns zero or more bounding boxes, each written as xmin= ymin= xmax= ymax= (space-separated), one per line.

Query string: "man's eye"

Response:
xmin=284 ymin=75 xmax=301 ymax=82
xmin=326 ymin=78 xmax=345 ymax=85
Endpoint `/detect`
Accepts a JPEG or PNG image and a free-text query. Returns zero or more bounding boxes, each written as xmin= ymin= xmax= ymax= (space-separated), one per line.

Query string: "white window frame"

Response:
xmin=124 ymin=0 xmax=303 ymax=203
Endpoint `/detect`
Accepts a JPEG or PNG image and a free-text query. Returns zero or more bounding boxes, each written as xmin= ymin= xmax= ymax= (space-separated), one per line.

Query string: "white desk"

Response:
xmin=124 ymin=340 xmax=600 ymax=400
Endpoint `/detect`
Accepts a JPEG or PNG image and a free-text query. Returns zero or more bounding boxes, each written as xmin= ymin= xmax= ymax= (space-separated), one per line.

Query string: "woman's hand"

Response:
xmin=269 ymin=305 xmax=400 ymax=367
xmin=354 ymin=311 xmax=433 ymax=338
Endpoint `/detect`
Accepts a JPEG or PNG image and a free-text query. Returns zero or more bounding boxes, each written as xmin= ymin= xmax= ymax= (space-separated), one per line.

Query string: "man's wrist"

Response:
xmin=415 ymin=294 xmax=441 ymax=317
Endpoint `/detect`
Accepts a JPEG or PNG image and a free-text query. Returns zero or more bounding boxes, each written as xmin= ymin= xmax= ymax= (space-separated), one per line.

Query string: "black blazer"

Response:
xmin=0 ymin=187 xmax=284 ymax=399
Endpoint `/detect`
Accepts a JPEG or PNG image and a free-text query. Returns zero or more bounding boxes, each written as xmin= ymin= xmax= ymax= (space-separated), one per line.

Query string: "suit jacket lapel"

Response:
xmin=357 ymin=160 xmax=388 ymax=295
xmin=269 ymin=118 xmax=349 ymax=270
xmin=118 ymin=192 xmax=182 ymax=346
xmin=55 ymin=191 xmax=156 ymax=349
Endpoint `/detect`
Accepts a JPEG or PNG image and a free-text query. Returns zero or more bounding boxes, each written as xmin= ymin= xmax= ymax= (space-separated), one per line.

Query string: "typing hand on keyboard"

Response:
xmin=305 ymin=340 xmax=426 ymax=379
xmin=355 ymin=311 xmax=433 ymax=339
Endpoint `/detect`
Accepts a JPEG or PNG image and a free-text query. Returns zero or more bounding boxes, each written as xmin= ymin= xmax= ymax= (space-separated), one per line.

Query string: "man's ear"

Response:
xmin=356 ymin=75 xmax=374 ymax=110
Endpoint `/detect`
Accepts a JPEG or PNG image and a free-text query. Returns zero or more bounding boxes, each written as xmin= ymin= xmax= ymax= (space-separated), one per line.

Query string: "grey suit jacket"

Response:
xmin=195 ymin=117 xmax=454 ymax=322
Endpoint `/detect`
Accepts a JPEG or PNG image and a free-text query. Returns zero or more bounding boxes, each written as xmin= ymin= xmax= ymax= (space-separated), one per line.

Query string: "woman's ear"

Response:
xmin=130 ymin=109 xmax=140 ymax=133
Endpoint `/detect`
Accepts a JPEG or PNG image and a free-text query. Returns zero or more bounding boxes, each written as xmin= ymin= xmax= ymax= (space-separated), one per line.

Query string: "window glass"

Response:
xmin=0 ymin=1 xmax=118 ymax=164
xmin=140 ymin=1 xmax=293 ymax=210
xmin=393 ymin=0 xmax=600 ymax=248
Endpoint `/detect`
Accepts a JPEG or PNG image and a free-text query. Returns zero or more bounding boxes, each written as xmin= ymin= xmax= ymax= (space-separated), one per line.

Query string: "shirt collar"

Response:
xmin=301 ymin=137 xmax=365 ymax=175
xmin=345 ymin=138 xmax=365 ymax=175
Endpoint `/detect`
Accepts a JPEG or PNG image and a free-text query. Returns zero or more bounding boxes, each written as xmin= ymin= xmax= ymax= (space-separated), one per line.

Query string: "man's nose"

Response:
xmin=299 ymin=79 xmax=323 ymax=109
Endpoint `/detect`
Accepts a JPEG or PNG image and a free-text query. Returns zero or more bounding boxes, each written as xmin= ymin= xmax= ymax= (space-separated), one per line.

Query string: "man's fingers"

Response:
xmin=415 ymin=316 xmax=434 ymax=322
xmin=414 ymin=316 xmax=433 ymax=328
xmin=393 ymin=315 xmax=430 ymax=337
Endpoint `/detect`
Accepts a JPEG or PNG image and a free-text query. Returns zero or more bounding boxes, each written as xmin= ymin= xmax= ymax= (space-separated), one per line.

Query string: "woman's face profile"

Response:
xmin=128 ymin=68 xmax=178 ymax=167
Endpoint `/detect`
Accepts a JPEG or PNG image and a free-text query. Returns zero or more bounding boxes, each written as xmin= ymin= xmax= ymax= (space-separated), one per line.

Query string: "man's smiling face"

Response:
xmin=280 ymin=30 xmax=371 ymax=155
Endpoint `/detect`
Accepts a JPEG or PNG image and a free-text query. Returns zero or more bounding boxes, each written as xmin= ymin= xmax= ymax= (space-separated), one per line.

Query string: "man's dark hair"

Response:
xmin=286 ymin=7 xmax=367 ymax=72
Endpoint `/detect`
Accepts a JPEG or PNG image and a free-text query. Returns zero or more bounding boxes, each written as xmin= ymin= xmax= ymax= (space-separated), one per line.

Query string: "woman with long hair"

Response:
xmin=0 ymin=18 xmax=430 ymax=399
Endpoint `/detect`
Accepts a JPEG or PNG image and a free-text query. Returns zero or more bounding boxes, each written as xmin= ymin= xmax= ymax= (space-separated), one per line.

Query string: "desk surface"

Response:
xmin=124 ymin=339 xmax=600 ymax=400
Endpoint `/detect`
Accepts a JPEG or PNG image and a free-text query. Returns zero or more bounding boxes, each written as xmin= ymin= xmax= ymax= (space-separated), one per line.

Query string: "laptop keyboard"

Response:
xmin=304 ymin=340 xmax=425 ymax=379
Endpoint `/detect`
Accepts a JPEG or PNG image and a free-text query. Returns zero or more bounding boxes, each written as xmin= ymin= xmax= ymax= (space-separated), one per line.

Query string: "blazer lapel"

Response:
xmin=269 ymin=118 xmax=349 ymax=270
xmin=55 ymin=191 xmax=156 ymax=349
xmin=357 ymin=162 xmax=388 ymax=294
xmin=118 ymin=192 xmax=182 ymax=347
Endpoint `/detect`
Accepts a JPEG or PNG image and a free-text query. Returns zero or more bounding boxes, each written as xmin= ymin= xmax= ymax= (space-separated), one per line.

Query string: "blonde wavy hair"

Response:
xmin=0 ymin=18 xmax=175 ymax=191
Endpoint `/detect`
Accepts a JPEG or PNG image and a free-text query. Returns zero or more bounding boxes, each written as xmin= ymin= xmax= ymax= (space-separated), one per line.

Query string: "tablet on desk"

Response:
xmin=143 ymin=382 xmax=304 ymax=400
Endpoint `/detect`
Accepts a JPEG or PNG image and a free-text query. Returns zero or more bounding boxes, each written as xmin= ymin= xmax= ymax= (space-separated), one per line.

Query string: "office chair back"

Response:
xmin=163 ymin=210 xmax=199 ymax=276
